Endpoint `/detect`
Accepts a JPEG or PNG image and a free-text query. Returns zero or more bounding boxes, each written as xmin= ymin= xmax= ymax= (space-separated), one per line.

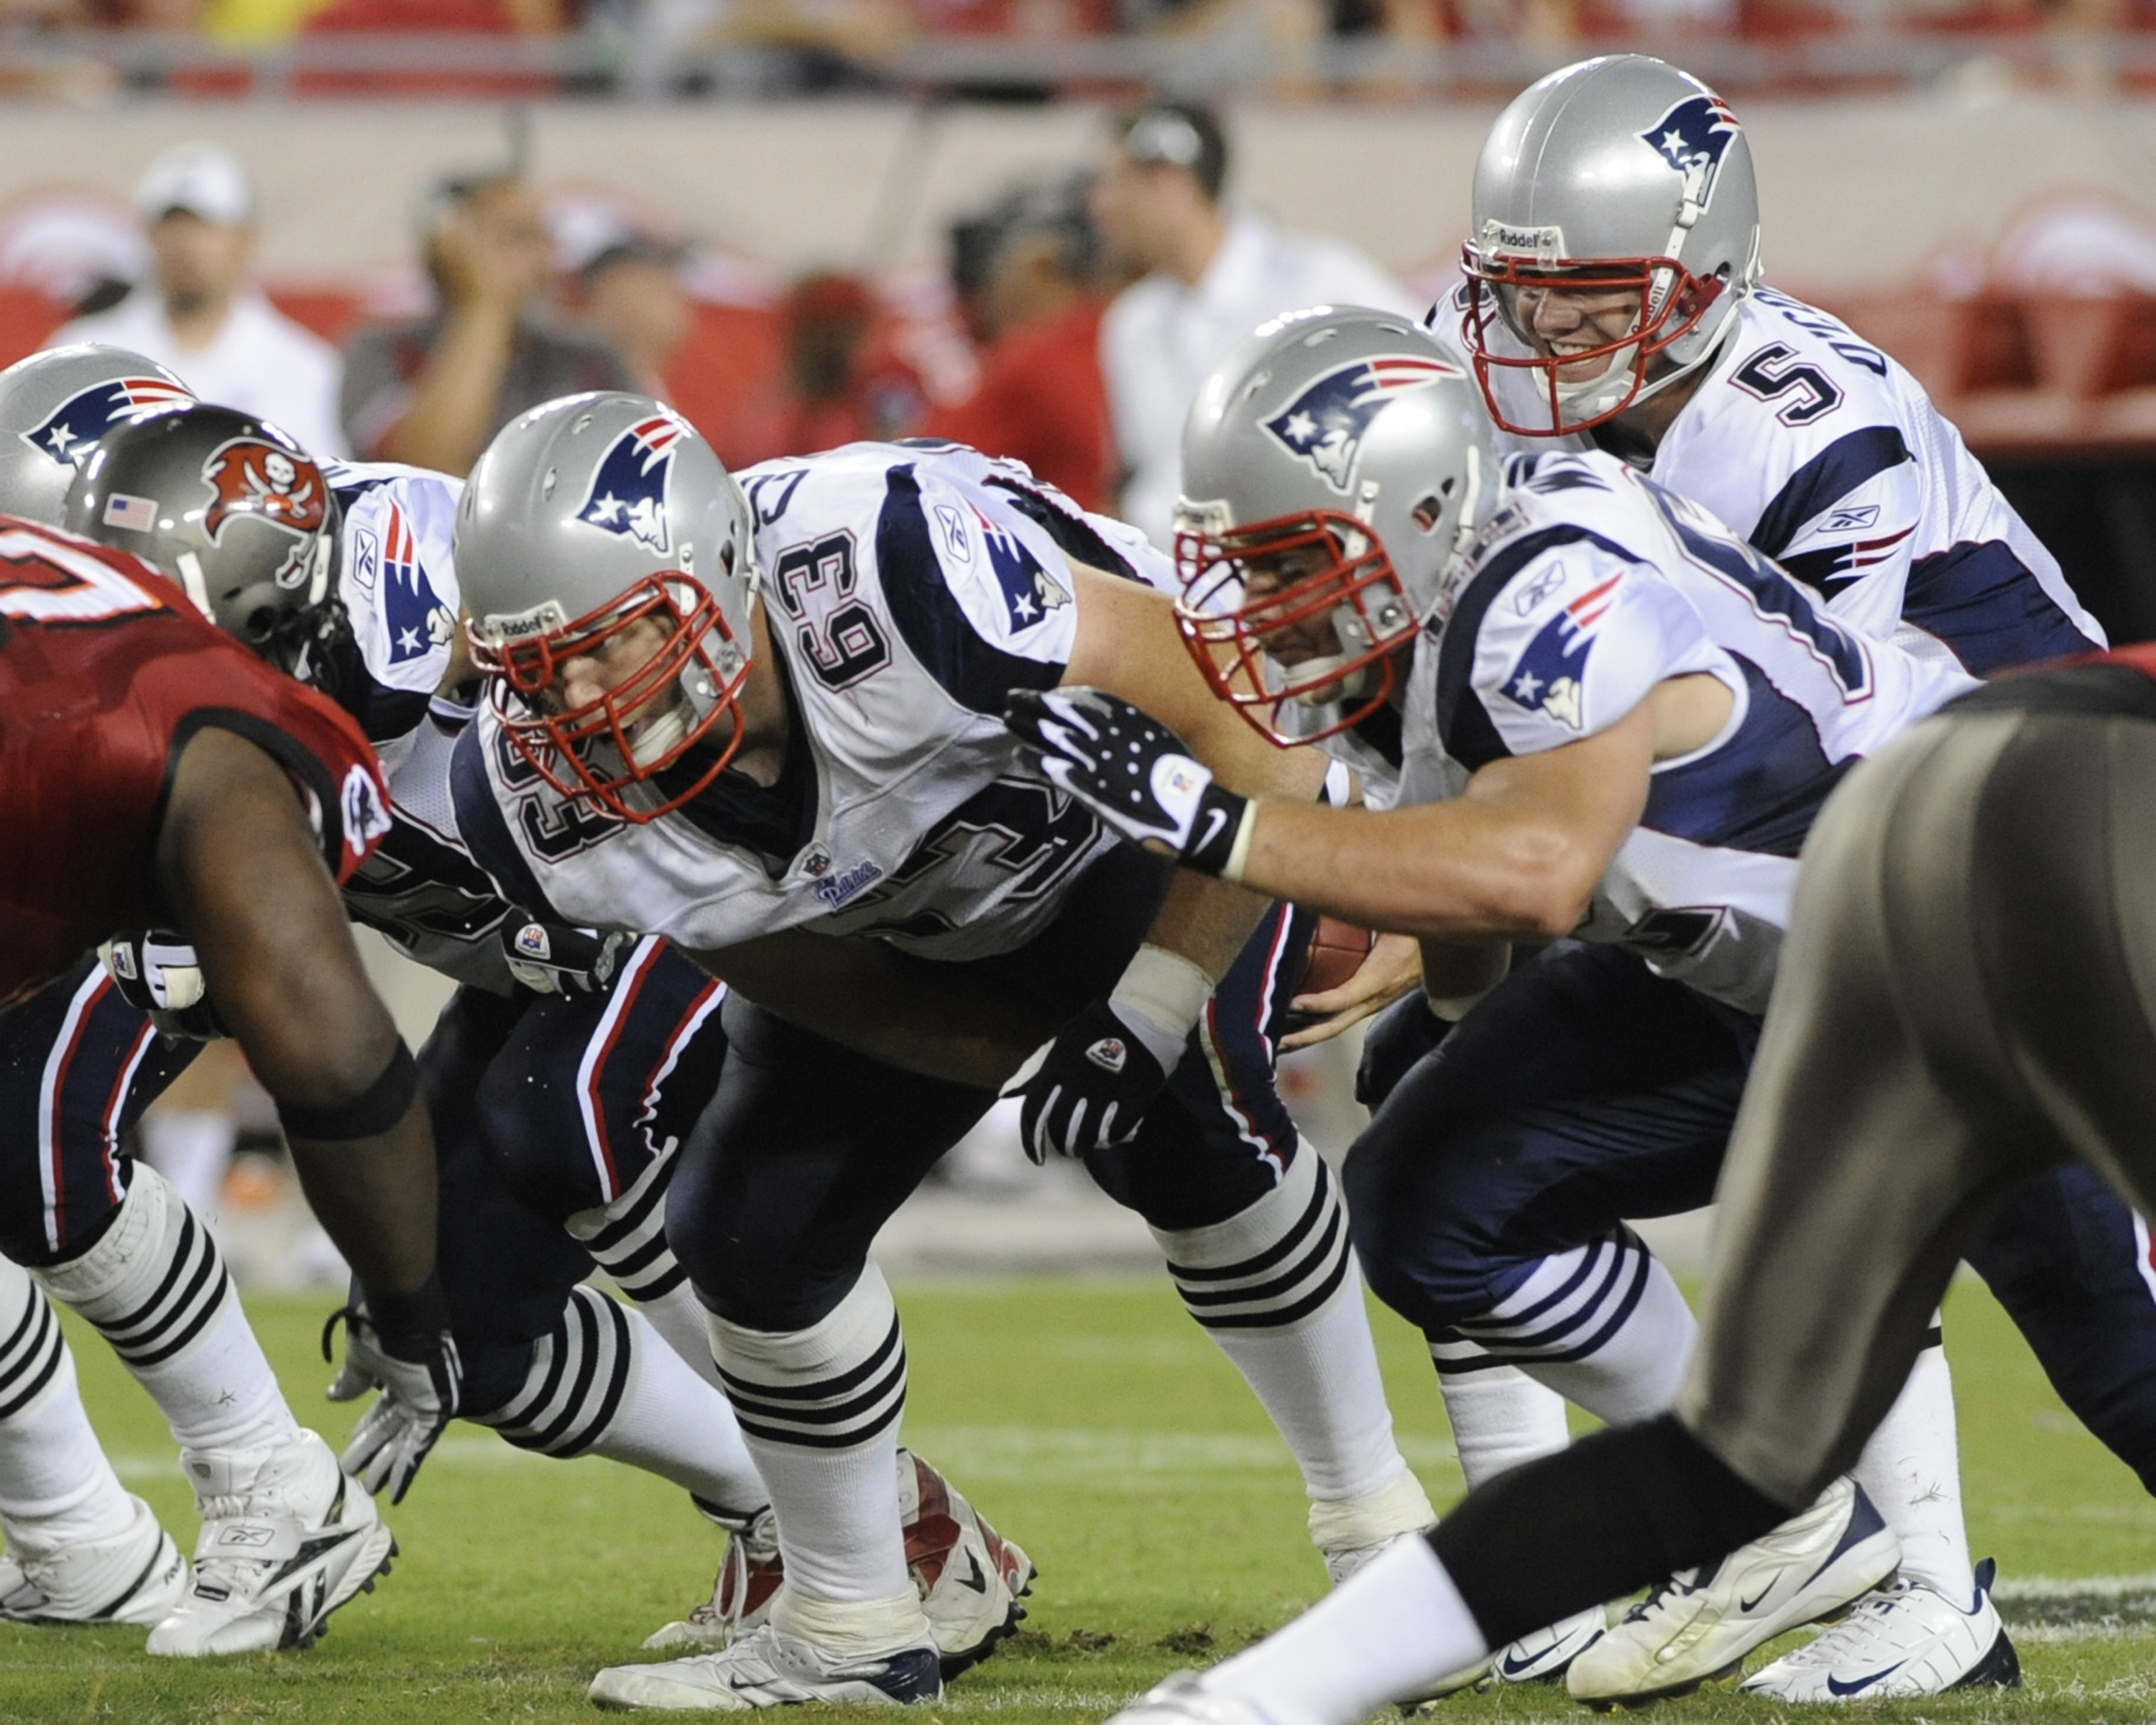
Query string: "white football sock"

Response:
xmin=1439 ymin=1362 xmax=1573 ymax=1487
xmin=134 ymin=1109 xmax=236 ymax=1225
xmin=631 ymin=1279 xmax=727 ymax=1395
xmin=1202 ymin=1535 xmax=1490 ymax=1721
xmin=1851 ymin=1334 xmax=1975 ymax=1601
xmin=709 ymin=1264 xmax=918 ymax=1612
xmin=1435 ymin=1230 xmax=1696 ymax=1427
xmin=0 ymin=1258 xmax=136 ymax=1554
xmin=1156 ymin=1148 xmax=1416 ymax=1515
xmin=478 ymin=1287 xmax=765 ymax=1514
xmin=32 ymin=1165 xmax=297 ymax=1462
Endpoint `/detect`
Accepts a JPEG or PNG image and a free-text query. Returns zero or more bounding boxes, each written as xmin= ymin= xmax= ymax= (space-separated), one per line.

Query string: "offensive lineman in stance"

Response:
xmin=1092 ymin=630 xmax=2156 ymax=1725
xmin=448 ymin=395 xmax=1434 ymax=1708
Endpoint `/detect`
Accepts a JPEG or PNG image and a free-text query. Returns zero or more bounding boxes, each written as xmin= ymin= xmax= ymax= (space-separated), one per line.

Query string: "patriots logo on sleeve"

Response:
xmin=1261 ymin=355 xmax=1461 ymax=493
xmin=1502 ymin=570 xmax=1621 ymax=732
xmin=22 ymin=377 xmax=193 ymax=464
xmin=972 ymin=502 xmax=1070 ymax=630
xmin=379 ymin=500 xmax=455 ymax=665
xmin=579 ymin=413 xmax=686 ymax=555
xmin=1638 ymin=93 xmax=1743 ymax=211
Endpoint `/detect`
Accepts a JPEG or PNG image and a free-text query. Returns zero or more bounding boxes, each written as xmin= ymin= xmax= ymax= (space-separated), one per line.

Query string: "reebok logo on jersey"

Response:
xmin=1084 ymin=1036 xmax=1128 ymax=1074
xmin=1638 ymin=92 xmax=1743 ymax=213
xmin=1261 ymin=355 xmax=1462 ymax=494
xmin=579 ymin=413 xmax=688 ymax=554
xmin=1503 ymin=571 xmax=1620 ymax=732
xmin=813 ymin=860 xmax=884 ymax=908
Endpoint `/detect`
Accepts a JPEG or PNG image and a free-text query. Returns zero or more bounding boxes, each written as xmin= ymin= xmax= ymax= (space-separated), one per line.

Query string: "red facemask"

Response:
xmin=469 ymin=573 xmax=748 ymax=825
xmin=1458 ymin=245 xmax=1723 ymax=438
xmin=1173 ymin=510 xmax=1413 ymax=748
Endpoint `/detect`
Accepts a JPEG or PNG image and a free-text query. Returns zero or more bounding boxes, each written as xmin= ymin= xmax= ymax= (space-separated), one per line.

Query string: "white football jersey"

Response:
xmin=1431 ymin=285 xmax=2103 ymax=675
xmin=319 ymin=461 xmax=525 ymax=992
xmin=1401 ymin=449 xmax=1977 ymax=1013
xmin=455 ymin=443 xmax=1176 ymax=962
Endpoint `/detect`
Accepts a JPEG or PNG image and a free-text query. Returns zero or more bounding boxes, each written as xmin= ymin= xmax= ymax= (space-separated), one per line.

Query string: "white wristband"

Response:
xmin=1425 ymin=985 xmax=1493 ymax=1024
xmin=1220 ymin=801 xmax=1258 ymax=886
xmin=1110 ymin=942 xmax=1216 ymax=1064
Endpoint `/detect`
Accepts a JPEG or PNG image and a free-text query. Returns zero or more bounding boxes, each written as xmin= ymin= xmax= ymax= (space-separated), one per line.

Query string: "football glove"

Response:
xmin=98 ymin=931 xmax=227 ymax=1040
xmin=500 ymin=921 xmax=630 ymax=995
xmin=323 ymin=1286 xmax=462 ymax=1505
xmin=1005 ymin=688 xmax=1253 ymax=878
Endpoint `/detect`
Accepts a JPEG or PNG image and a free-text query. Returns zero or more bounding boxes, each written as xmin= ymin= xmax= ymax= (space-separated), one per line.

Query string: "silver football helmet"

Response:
xmin=456 ymin=392 xmax=759 ymax=824
xmin=1462 ymin=55 xmax=1762 ymax=436
xmin=0 ymin=344 xmax=193 ymax=525
xmin=1173 ymin=305 xmax=1496 ymax=745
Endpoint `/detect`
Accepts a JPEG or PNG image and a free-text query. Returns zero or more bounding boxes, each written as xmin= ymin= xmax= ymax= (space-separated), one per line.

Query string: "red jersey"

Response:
xmin=0 ymin=519 xmax=390 ymax=1008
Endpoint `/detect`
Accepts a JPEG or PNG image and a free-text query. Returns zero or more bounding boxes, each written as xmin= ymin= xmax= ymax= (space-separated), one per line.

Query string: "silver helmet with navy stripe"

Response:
xmin=1171 ymin=304 xmax=1496 ymax=746
xmin=0 ymin=344 xmax=193 ymax=526
xmin=1462 ymin=55 xmax=1762 ymax=436
xmin=456 ymin=392 xmax=758 ymax=825
xmin=63 ymin=402 xmax=343 ymax=676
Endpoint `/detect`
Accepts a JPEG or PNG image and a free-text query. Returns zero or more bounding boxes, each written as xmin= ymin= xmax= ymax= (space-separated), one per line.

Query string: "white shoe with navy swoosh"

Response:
xmin=1738 ymin=1558 xmax=2021 ymax=1701
xmin=589 ymin=1622 xmax=942 ymax=1710
xmin=1566 ymin=1477 xmax=1901 ymax=1708
xmin=1493 ymin=1607 xmax=1606 ymax=1683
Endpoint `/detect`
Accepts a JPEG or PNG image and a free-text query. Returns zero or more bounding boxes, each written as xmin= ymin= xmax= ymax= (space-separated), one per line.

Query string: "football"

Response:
xmin=1296 ymin=916 xmax=1376 ymax=999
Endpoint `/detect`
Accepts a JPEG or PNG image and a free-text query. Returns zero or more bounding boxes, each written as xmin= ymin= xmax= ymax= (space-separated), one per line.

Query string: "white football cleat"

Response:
xmin=1566 ymin=1477 xmax=1901 ymax=1708
xmin=0 ymin=1494 xmax=188 ymax=1627
xmin=1493 ymin=1606 xmax=1606 ymax=1684
xmin=644 ymin=1506 xmax=782 ymax=1652
xmin=898 ymin=1448 xmax=1035 ymax=1676
xmin=147 ymin=1430 xmax=395 ymax=1655
xmin=1107 ymin=1671 xmax=1321 ymax=1725
xmin=589 ymin=1622 xmax=941 ymax=1711
xmin=1740 ymin=1560 xmax=2022 ymax=1701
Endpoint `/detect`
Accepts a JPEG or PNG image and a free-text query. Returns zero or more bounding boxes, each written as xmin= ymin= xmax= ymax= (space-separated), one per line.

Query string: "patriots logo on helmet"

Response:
xmin=1261 ymin=356 xmax=1460 ymax=494
xmin=1503 ymin=570 xmax=1621 ymax=732
xmin=579 ymin=414 xmax=686 ymax=555
xmin=201 ymin=437 xmax=328 ymax=575
xmin=1638 ymin=93 xmax=1743 ymax=211
xmin=22 ymin=377 xmax=193 ymax=465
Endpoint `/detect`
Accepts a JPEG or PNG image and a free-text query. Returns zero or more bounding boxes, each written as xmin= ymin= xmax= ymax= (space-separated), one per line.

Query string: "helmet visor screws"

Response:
xmin=456 ymin=393 xmax=760 ymax=825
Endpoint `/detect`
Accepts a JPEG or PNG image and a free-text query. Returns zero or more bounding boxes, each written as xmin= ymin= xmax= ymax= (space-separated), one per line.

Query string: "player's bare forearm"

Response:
xmin=688 ymin=930 xmax=1058 ymax=1090
xmin=1063 ymin=564 xmax=1328 ymax=804
xmin=155 ymin=727 xmax=438 ymax=1295
xmin=1235 ymin=710 xmax=1654 ymax=939
xmin=1137 ymin=869 xmax=1273 ymax=988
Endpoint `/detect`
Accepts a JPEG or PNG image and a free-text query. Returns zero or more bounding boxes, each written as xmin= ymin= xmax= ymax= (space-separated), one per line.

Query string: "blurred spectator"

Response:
xmin=1092 ymin=100 xmax=1418 ymax=548
xmin=556 ymin=205 xmax=694 ymax=398
xmin=52 ymin=143 xmax=348 ymax=458
xmin=341 ymin=170 xmax=627 ymax=474
xmin=926 ymin=180 xmax=1115 ymax=512
xmin=770 ymin=272 xmax=926 ymax=453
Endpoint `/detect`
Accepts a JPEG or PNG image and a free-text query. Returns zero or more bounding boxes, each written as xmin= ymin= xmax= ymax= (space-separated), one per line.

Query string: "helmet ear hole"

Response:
xmin=241 ymin=605 xmax=279 ymax=643
xmin=1411 ymin=494 xmax=1445 ymax=533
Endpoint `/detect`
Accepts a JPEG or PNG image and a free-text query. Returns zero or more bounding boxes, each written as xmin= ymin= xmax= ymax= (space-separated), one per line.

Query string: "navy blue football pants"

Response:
xmin=1348 ymin=940 xmax=2156 ymax=1492
xmin=668 ymin=846 xmax=1316 ymax=1332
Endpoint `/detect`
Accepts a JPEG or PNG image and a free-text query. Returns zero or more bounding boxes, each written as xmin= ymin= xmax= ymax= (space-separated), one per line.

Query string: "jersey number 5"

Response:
xmin=1730 ymin=344 xmax=1845 ymax=427
xmin=772 ymin=530 xmax=892 ymax=692
xmin=0 ymin=528 xmax=167 ymax=624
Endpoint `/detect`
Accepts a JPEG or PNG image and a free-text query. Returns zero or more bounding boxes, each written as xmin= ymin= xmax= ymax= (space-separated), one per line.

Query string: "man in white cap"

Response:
xmin=1091 ymin=100 xmax=1419 ymax=550
xmin=52 ymin=143 xmax=347 ymax=458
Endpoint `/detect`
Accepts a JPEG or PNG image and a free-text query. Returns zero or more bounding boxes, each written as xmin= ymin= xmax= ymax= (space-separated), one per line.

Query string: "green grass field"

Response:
xmin=3 ymin=1274 xmax=2151 ymax=1724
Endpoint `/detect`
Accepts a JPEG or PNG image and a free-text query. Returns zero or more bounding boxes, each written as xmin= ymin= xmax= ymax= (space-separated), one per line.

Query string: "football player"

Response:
xmin=1005 ymin=308 xmax=1994 ymax=1706
xmin=0 ymin=375 xmax=436 ymax=1653
xmin=1420 ymin=52 xmax=2137 ymax=1699
xmin=54 ymin=391 xmax=1034 ymax=1671
xmin=1095 ymin=647 xmax=2156 ymax=1725
xmin=448 ymin=395 xmax=1437 ymax=1707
